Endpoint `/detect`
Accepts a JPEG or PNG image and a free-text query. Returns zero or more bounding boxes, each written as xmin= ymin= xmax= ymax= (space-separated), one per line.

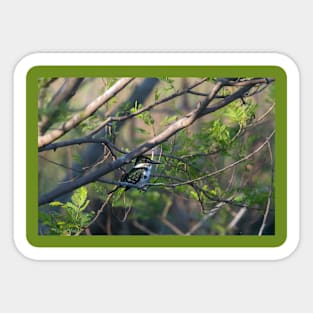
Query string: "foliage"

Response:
xmin=39 ymin=187 xmax=94 ymax=235
xmin=38 ymin=77 xmax=275 ymax=236
xmin=130 ymin=101 xmax=154 ymax=125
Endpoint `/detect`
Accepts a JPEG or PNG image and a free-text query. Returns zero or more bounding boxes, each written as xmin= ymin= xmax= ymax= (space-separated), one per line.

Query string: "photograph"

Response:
xmin=37 ymin=75 xmax=275 ymax=237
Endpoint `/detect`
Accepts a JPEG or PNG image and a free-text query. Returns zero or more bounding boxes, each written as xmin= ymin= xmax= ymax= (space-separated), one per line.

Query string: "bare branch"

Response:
xmin=185 ymin=198 xmax=233 ymax=235
xmin=198 ymin=83 xmax=257 ymax=117
xmin=42 ymin=78 xmax=59 ymax=88
xmin=222 ymin=78 xmax=274 ymax=86
xmin=86 ymin=78 xmax=209 ymax=137
xmin=38 ymin=78 xmax=209 ymax=153
xmin=246 ymin=102 xmax=275 ymax=129
xmin=38 ymin=80 xmax=272 ymax=205
xmin=39 ymin=154 xmax=83 ymax=174
xmin=160 ymin=216 xmax=184 ymax=235
xmin=132 ymin=220 xmax=157 ymax=235
xmin=258 ymin=139 xmax=274 ymax=236
xmin=38 ymin=136 xmax=126 ymax=154
xmin=38 ymin=77 xmax=135 ymax=148
xmin=148 ymin=174 xmax=253 ymax=212
xmin=149 ymin=131 xmax=274 ymax=187
xmin=75 ymin=193 xmax=114 ymax=236
xmin=227 ymin=206 xmax=248 ymax=232
xmin=97 ymin=177 xmax=153 ymax=190
xmin=39 ymin=78 xmax=85 ymax=135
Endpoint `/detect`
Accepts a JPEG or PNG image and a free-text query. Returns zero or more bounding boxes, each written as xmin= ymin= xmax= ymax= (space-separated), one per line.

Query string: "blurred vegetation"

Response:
xmin=38 ymin=77 xmax=275 ymax=236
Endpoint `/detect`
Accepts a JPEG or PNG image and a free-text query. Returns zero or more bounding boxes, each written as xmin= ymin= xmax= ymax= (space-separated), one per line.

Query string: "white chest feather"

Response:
xmin=134 ymin=163 xmax=152 ymax=186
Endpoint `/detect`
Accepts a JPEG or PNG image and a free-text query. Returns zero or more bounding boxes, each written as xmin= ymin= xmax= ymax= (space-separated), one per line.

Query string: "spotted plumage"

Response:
xmin=110 ymin=156 xmax=161 ymax=193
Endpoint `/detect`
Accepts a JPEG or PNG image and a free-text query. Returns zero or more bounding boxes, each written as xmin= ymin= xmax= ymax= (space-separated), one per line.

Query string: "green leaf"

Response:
xmin=190 ymin=190 xmax=199 ymax=200
xmin=71 ymin=186 xmax=88 ymax=208
xmin=49 ymin=201 xmax=64 ymax=207
xmin=64 ymin=201 xmax=78 ymax=212
xmin=160 ymin=115 xmax=178 ymax=126
xmin=80 ymin=199 xmax=90 ymax=212
xmin=207 ymin=120 xmax=231 ymax=148
xmin=130 ymin=101 xmax=154 ymax=125
xmin=140 ymin=111 xmax=154 ymax=125
xmin=234 ymin=194 xmax=245 ymax=202
xmin=160 ymin=77 xmax=175 ymax=91
xmin=135 ymin=127 xmax=149 ymax=135
xmin=106 ymin=78 xmax=119 ymax=88
xmin=154 ymin=87 xmax=160 ymax=101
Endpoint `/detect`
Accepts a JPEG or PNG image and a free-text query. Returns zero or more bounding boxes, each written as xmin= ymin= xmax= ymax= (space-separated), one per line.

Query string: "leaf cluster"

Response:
xmin=130 ymin=101 xmax=154 ymax=126
xmin=39 ymin=187 xmax=94 ymax=235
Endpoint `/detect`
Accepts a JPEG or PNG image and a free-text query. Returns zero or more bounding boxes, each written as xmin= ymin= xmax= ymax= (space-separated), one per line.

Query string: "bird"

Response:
xmin=109 ymin=155 xmax=161 ymax=194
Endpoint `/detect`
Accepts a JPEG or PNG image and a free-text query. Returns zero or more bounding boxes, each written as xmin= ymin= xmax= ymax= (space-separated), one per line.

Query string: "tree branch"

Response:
xmin=84 ymin=78 xmax=209 ymax=138
xmin=38 ymin=80 xmax=272 ymax=205
xmin=38 ymin=77 xmax=135 ymax=148
xmin=39 ymin=78 xmax=85 ymax=135
xmin=258 ymin=139 xmax=274 ymax=236
xmin=220 ymin=77 xmax=274 ymax=86
xmin=74 ymin=193 xmax=114 ymax=236
xmin=38 ymin=78 xmax=208 ymax=152
xmin=185 ymin=198 xmax=233 ymax=235
xmin=38 ymin=136 xmax=126 ymax=154
xmin=150 ymin=130 xmax=275 ymax=187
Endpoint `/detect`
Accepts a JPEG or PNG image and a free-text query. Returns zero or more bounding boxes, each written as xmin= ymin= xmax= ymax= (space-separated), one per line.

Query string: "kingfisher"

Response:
xmin=109 ymin=155 xmax=161 ymax=194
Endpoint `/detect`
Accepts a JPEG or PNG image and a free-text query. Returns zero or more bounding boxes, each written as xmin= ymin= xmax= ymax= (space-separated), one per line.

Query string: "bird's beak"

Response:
xmin=150 ymin=160 xmax=162 ymax=164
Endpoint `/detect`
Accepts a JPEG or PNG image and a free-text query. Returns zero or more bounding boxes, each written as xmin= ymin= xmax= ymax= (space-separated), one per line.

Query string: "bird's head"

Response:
xmin=134 ymin=155 xmax=161 ymax=168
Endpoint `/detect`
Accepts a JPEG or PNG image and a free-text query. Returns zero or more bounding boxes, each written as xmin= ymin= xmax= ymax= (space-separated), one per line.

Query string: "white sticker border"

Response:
xmin=13 ymin=52 xmax=299 ymax=260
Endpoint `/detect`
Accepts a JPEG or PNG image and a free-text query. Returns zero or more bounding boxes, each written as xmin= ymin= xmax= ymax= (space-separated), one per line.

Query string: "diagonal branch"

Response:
xmin=38 ymin=77 xmax=135 ymax=148
xmin=149 ymin=130 xmax=274 ymax=187
xmin=38 ymin=80 xmax=271 ymax=206
xmin=38 ymin=137 xmax=126 ymax=154
xmin=38 ymin=78 xmax=209 ymax=152
xmin=258 ymin=139 xmax=274 ymax=236
xmin=185 ymin=198 xmax=234 ymax=235
xmin=39 ymin=78 xmax=85 ymax=135
xmin=84 ymin=78 xmax=209 ymax=138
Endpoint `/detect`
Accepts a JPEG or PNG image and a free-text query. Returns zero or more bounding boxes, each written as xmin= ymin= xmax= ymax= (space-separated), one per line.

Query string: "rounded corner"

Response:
xmin=13 ymin=235 xmax=39 ymax=261
xmin=13 ymin=224 xmax=43 ymax=261
xmin=13 ymin=52 xmax=298 ymax=261
xmin=272 ymin=233 xmax=300 ymax=261
xmin=13 ymin=52 xmax=44 ymax=80
xmin=271 ymin=52 xmax=300 ymax=78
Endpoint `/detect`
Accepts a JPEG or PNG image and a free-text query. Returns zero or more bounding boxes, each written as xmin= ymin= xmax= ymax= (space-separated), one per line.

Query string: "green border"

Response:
xmin=27 ymin=66 xmax=287 ymax=247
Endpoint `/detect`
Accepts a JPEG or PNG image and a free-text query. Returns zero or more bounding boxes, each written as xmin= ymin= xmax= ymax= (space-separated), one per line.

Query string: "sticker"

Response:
xmin=14 ymin=53 xmax=299 ymax=260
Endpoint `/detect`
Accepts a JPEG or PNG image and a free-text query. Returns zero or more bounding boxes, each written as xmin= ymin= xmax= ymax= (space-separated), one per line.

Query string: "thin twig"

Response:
xmin=221 ymin=78 xmax=274 ymax=86
xmin=38 ymin=79 xmax=211 ymax=153
xmin=39 ymin=80 xmax=273 ymax=205
xmin=161 ymin=198 xmax=172 ymax=218
xmin=227 ymin=206 xmax=247 ymax=232
xmin=148 ymin=174 xmax=256 ymax=210
xmin=185 ymin=198 xmax=233 ymax=235
xmin=39 ymin=154 xmax=83 ymax=174
xmin=106 ymin=210 xmax=112 ymax=235
xmin=132 ymin=220 xmax=157 ymax=235
xmin=114 ymin=203 xmax=133 ymax=223
xmin=160 ymin=217 xmax=184 ymax=235
xmin=38 ymin=136 xmax=127 ymax=153
xmin=39 ymin=78 xmax=85 ymax=135
xmin=38 ymin=77 xmax=135 ymax=148
xmin=75 ymin=193 xmax=114 ymax=235
xmin=258 ymin=139 xmax=274 ymax=236
xmin=86 ymin=78 xmax=209 ymax=138
xmin=149 ymin=131 xmax=275 ymax=187
xmin=246 ymin=102 xmax=275 ymax=129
